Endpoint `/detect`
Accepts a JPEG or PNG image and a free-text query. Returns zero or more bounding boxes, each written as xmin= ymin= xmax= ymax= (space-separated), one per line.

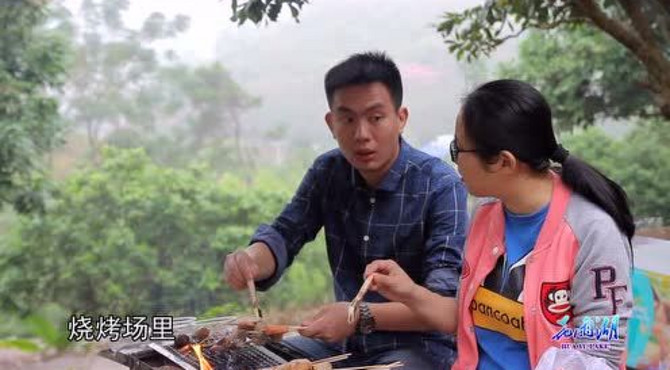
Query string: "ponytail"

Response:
xmin=558 ymin=154 xmax=635 ymax=243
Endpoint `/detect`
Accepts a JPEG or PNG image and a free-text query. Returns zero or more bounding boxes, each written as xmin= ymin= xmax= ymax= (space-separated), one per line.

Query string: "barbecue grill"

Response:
xmin=99 ymin=316 xmax=315 ymax=370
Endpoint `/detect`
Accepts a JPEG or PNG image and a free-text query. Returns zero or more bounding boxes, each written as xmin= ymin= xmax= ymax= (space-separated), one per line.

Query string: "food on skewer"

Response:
xmin=174 ymin=334 xmax=191 ymax=348
xmin=170 ymin=317 xmax=306 ymax=358
xmin=193 ymin=327 xmax=211 ymax=342
xmin=237 ymin=319 xmax=305 ymax=342
xmin=173 ymin=333 xmax=192 ymax=355
xmin=267 ymin=354 xmax=353 ymax=370
xmin=237 ymin=318 xmax=260 ymax=331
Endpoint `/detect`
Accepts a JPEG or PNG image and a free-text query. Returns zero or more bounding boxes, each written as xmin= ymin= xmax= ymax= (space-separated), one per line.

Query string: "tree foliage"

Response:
xmin=0 ymin=0 xmax=70 ymax=213
xmin=154 ymin=63 xmax=261 ymax=163
xmin=0 ymin=148 xmax=332 ymax=316
xmin=498 ymin=26 xmax=653 ymax=130
xmin=105 ymin=61 xmax=261 ymax=172
xmin=230 ymin=0 xmax=308 ymax=25
xmin=63 ymin=0 xmax=260 ymax=168
xmin=64 ymin=0 xmax=190 ymax=151
xmin=561 ymin=119 xmax=670 ymax=224
xmin=437 ymin=0 xmax=670 ymax=119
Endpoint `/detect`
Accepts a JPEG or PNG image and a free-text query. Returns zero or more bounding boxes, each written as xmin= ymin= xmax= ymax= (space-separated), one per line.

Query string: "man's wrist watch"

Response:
xmin=357 ymin=302 xmax=376 ymax=335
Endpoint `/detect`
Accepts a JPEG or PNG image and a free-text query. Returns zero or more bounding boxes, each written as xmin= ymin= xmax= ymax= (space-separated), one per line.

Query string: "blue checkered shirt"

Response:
xmin=251 ymin=139 xmax=468 ymax=368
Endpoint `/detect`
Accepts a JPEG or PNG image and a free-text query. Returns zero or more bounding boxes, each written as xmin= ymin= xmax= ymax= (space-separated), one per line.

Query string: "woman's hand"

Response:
xmin=364 ymin=259 xmax=419 ymax=304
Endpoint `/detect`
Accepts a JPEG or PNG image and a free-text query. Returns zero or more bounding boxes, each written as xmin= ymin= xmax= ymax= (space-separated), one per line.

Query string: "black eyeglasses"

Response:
xmin=449 ymin=139 xmax=478 ymax=162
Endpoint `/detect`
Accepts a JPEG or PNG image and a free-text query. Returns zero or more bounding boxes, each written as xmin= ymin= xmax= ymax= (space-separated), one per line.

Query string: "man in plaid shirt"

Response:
xmin=224 ymin=51 xmax=467 ymax=369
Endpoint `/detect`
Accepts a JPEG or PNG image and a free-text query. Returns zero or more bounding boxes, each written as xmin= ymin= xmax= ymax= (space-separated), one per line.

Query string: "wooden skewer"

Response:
xmin=335 ymin=361 xmax=403 ymax=370
xmin=246 ymin=279 xmax=262 ymax=319
xmin=255 ymin=324 xmax=308 ymax=336
xmin=284 ymin=325 xmax=308 ymax=332
xmin=347 ymin=275 xmax=374 ymax=324
xmin=244 ymin=324 xmax=308 ymax=336
xmin=260 ymin=356 xmax=397 ymax=370
xmin=233 ymin=316 xmax=262 ymax=324
xmin=313 ymin=353 xmax=352 ymax=364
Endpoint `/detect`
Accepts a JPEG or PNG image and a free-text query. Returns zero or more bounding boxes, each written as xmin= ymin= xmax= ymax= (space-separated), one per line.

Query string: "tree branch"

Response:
xmin=658 ymin=0 xmax=670 ymax=16
xmin=497 ymin=29 xmax=526 ymax=44
xmin=532 ymin=18 xmax=578 ymax=30
xmin=574 ymin=0 xmax=644 ymax=54
xmin=648 ymin=0 xmax=670 ymax=44
xmin=635 ymin=78 xmax=659 ymax=93
xmin=617 ymin=0 xmax=659 ymax=49
xmin=574 ymin=0 xmax=670 ymax=107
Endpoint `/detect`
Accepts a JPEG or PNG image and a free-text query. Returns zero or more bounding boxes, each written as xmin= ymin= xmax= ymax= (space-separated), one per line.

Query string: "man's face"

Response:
xmin=325 ymin=82 xmax=407 ymax=186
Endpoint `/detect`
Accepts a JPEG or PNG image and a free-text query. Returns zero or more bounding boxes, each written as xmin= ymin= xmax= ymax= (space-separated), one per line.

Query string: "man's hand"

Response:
xmin=298 ymin=302 xmax=357 ymax=342
xmin=364 ymin=259 xmax=418 ymax=304
xmin=223 ymin=249 xmax=260 ymax=291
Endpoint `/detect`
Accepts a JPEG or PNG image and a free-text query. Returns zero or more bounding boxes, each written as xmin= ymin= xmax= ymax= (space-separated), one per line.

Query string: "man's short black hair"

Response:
xmin=324 ymin=51 xmax=403 ymax=109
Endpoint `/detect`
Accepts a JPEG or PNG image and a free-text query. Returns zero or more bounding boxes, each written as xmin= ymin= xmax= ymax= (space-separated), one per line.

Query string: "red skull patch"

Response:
xmin=540 ymin=281 xmax=573 ymax=326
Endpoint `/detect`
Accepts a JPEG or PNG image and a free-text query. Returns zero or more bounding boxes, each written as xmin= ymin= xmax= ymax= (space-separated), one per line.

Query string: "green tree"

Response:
xmin=230 ymin=1 xmax=670 ymax=120
xmin=153 ymin=63 xmax=261 ymax=166
xmin=63 ymin=0 xmax=260 ymax=167
xmin=64 ymin=0 xmax=189 ymax=152
xmin=229 ymin=0 xmax=307 ymax=25
xmin=498 ymin=26 xmax=653 ymax=130
xmin=561 ymin=120 xmax=670 ymax=224
xmin=438 ymin=1 xmax=670 ymax=120
xmin=106 ymin=62 xmax=261 ymax=172
xmin=0 ymin=148 xmax=332 ymax=315
xmin=0 ymin=0 xmax=70 ymax=213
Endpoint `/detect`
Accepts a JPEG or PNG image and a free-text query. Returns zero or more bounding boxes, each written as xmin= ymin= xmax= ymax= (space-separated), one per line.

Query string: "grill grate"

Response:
xmin=102 ymin=317 xmax=316 ymax=370
xmin=164 ymin=343 xmax=289 ymax=369
xmin=154 ymin=317 xmax=313 ymax=369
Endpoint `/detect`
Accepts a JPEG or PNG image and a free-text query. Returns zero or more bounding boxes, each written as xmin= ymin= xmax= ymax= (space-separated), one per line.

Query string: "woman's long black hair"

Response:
xmin=461 ymin=79 xmax=635 ymax=243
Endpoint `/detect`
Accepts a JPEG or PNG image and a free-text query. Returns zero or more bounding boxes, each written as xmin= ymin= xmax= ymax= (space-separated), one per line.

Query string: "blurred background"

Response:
xmin=1 ymin=0 xmax=668 ymax=368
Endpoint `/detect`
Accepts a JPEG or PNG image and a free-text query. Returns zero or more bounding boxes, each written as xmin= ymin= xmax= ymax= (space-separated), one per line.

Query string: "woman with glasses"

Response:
xmin=364 ymin=79 xmax=634 ymax=369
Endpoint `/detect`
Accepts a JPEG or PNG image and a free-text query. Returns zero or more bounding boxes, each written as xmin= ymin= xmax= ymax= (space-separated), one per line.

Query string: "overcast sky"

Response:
xmin=62 ymin=0 xmax=519 ymax=148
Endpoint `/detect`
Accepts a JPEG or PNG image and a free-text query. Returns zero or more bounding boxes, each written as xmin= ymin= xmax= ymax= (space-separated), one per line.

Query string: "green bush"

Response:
xmin=0 ymin=147 xmax=332 ymax=317
xmin=561 ymin=119 xmax=670 ymax=224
